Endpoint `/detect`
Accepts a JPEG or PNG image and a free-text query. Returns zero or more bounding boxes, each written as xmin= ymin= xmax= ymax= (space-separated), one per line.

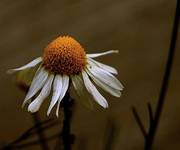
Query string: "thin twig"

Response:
xmin=145 ymin=1 xmax=180 ymax=149
xmin=132 ymin=107 xmax=147 ymax=138
xmin=13 ymin=133 xmax=61 ymax=149
xmin=32 ymin=113 xmax=49 ymax=150
xmin=29 ymin=120 xmax=58 ymax=136
xmin=147 ymin=103 xmax=153 ymax=126
xmin=0 ymin=119 xmax=57 ymax=150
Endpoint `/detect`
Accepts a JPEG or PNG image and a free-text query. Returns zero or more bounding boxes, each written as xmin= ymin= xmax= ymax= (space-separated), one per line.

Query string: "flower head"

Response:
xmin=43 ymin=36 xmax=86 ymax=75
xmin=8 ymin=36 xmax=124 ymax=117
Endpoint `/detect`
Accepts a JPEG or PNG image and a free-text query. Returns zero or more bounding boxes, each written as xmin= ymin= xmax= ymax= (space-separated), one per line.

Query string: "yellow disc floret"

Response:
xmin=43 ymin=36 xmax=86 ymax=75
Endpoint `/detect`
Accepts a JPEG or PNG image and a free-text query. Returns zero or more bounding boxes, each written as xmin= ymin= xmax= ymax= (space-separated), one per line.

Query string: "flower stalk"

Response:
xmin=61 ymin=92 xmax=74 ymax=150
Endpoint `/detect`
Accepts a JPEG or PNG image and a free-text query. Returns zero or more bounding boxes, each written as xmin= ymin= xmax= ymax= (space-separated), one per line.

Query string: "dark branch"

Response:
xmin=145 ymin=1 xmax=180 ymax=149
xmin=1 ymin=119 xmax=58 ymax=149
xmin=147 ymin=103 xmax=153 ymax=126
xmin=32 ymin=113 xmax=49 ymax=150
xmin=13 ymin=133 xmax=61 ymax=149
xmin=132 ymin=107 xmax=147 ymax=137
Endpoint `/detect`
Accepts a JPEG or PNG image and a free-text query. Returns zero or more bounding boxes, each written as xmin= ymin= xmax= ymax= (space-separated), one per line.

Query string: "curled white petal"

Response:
xmin=56 ymin=75 xmax=69 ymax=117
xmin=87 ymin=58 xmax=118 ymax=74
xmin=22 ymin=67 xmax=48 ymax=107
xmin=86 ymin=68 xmax=121 ymax=97
xmin=7 ymin=57 xmax=42 ymax=74
xmin=28 ymin=74 xmax=54 ymax=113
xmin=47 ymin=75 xmax=63 ymax=116
xmin=82 ymin=70 xmax=108 ymax=108
xmin=88 ymin=66 xmax=123 ymax=91
xmin=87 ymin=50 xmax=119 ymax=58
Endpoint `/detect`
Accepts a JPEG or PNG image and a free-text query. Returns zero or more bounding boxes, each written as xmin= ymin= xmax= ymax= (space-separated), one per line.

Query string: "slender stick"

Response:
xmin=14 ymin=132 xmax=61 ymax=149
xmin=32 ymin=113 xmax=49 ymax=150
xmin=147 ymin=103 xmax=153 ymax=126
xmin=145 ymin=1 xmax=180 ymax=149
xmin=132 ymin=107 xmax=147 ymax=138
xmin=0 ymin=119 xmax=57 ymax=150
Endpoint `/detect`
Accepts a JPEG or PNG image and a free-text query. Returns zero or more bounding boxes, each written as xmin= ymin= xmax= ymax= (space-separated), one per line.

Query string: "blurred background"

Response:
xmin=0 ymin=0 xmax=179 ymax=149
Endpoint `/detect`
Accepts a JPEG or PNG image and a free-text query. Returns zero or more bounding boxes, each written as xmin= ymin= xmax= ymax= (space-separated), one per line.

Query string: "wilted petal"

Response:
xmin=82 ymin=70 xmax=108 ymax=108
xmin=88 ymin=66 xmax=123 ymax=91
xmin=28 ymin=74 xmax=54 ymax=113
xmin=22 ymin=67 xmax=48 ymax=107
xmin=56 ymin=75 xmax=69 ymax=117
xmin=47 ymin=75 xmax=63 ymax=116
xmin=87 ymin=50 xmax=118 ymax=58
xmin=87 ymin=58 xmax=118 ymax=74
xmin=7 ymin=57 xmax=42 ymax=74
xmin=86 ymin=68 xmax=121 ymax=97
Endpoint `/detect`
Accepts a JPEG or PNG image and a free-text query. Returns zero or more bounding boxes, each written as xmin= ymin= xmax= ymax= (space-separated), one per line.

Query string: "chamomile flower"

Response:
xmin=8 ymin=36 xmax=124 ymax=116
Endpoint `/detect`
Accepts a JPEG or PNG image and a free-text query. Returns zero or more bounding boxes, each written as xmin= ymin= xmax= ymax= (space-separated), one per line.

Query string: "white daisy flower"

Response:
xmin=8 ymin=36 xmax=124 ymax=116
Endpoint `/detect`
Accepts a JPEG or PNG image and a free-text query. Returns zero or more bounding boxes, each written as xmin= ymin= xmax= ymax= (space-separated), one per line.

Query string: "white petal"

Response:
xmin=88 ymin=66 xmax=124 ymax=90
xmin=87 ymin=58 xmax=118 ymax=74
xmin=56 ymin=75 xmax=69 ymax=117
xmin=28 ymin=74 xmax=54 ymax=113
xmin=86 ymin=68 xmax=121 ymax=97
xmin=87 ymin=50 xmax=119 ymax=58
xmin=82 ymin=71 xmax=108 ymax=108
xmin=47 ymin=75 xmax=63 ymax=116
xmin=7 ymin=57 xmax=42 ymax=74
xmin=22 ymin=67 xmax=48 ymax=107
xmin=71 ymin=75 xmax=93 ymax=109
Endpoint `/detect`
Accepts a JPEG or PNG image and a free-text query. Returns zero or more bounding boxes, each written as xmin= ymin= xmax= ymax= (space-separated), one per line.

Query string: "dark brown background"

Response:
xmin=0 ymin=0 xmax=179 ymax=149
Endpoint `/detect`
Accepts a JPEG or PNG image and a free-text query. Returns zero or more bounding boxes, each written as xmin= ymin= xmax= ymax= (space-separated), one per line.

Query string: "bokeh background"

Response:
xmin=0 ymin=0 xmax=179 ymax=149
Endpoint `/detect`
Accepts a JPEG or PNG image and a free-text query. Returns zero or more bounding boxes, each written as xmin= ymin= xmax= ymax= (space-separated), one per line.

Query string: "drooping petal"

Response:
xmin=86 ymin=68 xmax=121 ymax=97
xmin=28 ymin=74 xmax=54 ymax=113
xmin=82 ymin=70 xmax=108 ymax=108
xmin=87 ymin=50 xmax=119 ymax=58
xmin=47 ymin=75 xmax=63 ymax=116
xmin=7 ymin=57 xmax=42 ymax=74
xmin=56 ymin=75 xmax=69 ymax=117
xmin=71 ymin=75 xmax=93 ymax=109
xmin=22 ymin=67 xmax=48 ymax=107
xmin=88 ymin=66 xmax=124 ymax=91
xmin=87 ymin=58 xmax=118 ymax=74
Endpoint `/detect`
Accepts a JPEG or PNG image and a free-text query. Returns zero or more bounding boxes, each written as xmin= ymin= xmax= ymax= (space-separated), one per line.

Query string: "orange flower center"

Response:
xmin=43 ymin=36 xmax=86 ymax=75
